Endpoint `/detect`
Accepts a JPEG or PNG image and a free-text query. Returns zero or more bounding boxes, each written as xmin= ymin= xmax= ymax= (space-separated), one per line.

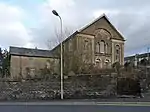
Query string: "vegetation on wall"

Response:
xmin=0 ymin=48 xmax=10 ymax=78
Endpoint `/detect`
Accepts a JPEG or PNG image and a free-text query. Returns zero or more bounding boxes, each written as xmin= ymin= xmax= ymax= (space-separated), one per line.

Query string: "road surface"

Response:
xmin=0 ymin=102 xmax=150 ymax=112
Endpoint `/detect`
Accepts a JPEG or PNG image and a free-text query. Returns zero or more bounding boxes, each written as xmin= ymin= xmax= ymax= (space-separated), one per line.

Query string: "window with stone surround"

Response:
xmin=96 ymin=42 xmax=100 ymax=53
xmin=105 ymin=59 xmax=110 ymax=68
xmin=115 ymin=45 xmax=120 ymax=61
xmin=84 ymin=39 xmax=89 ymax=51
xmin=105 ymin=43 xmax=108 ymax=54
xmin=95 ymin=58 xmax=102 ymax=68
xmin=100 ymin=40 xmax=105 ymax=53
xmin=95 ymin=29 xmax=111 ymax=54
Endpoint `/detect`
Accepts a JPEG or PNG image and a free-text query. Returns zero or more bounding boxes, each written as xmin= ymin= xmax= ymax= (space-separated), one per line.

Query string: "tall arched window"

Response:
xmin=83 ymin=40 xmax=89 ymax=51
xmin=100 ymin=40 xmax=105 ymax=53
xmin=105 ymin=43 xmax=108 ymax=54
xmin=96 ymin=42 xmax=100 ymax=53
xmin=115 ymin=45 xmax=120 ymax=61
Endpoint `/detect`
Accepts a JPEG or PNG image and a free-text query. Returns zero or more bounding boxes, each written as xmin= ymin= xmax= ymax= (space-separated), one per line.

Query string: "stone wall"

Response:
xmin=0 ymin=81 xmax=60 ymax=101
xmin=0 ymin=72 xmax=145 ymax=101
xmin=0 ymin=75 xmax=116 ymax=101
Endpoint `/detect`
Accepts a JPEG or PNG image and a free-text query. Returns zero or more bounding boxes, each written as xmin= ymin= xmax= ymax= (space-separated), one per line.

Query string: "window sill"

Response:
xmin=95 ymin=52 xmax=111 ymax=55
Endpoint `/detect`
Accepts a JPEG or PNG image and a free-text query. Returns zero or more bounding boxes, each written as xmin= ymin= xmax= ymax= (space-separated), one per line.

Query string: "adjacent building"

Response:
xmin=10 ymin=46 xmax=59 ymax=79
xmin=124 ymin=53 xmax=150 ymax=66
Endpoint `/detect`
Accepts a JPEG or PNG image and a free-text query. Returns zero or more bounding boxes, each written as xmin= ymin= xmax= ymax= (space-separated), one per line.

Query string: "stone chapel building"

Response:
xmin=51 ymin=14 xmax=125 ymax=74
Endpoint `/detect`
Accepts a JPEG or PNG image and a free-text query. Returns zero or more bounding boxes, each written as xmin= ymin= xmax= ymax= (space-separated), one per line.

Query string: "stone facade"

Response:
xmin=52 ymin=14 xmax=125 ymax=74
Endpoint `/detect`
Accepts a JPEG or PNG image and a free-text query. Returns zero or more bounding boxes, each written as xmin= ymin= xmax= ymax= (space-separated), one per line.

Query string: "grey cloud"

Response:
xmin=108 ymin=11 xmax=150 ymax=55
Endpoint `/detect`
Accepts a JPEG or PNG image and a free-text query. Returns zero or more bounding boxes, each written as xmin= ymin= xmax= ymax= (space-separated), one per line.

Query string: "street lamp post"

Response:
xmin=52 ymin=10 xmax=63 ymax=99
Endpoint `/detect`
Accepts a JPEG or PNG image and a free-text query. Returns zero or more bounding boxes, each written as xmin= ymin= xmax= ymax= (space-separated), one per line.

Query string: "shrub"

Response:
xmin=117 ymin=77 xmax=141 ymax=97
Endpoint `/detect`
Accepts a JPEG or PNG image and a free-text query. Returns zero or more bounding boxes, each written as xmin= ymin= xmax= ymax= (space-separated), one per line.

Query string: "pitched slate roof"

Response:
xmin=9 ymin=46 xmax=58 ymax=58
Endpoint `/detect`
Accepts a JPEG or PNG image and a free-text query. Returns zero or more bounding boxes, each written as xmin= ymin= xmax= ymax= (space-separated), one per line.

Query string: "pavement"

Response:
xmin=0 ymin=101 xmax=150 ymax=112
xmin=0 ymin=105 xmax=150 ymax=112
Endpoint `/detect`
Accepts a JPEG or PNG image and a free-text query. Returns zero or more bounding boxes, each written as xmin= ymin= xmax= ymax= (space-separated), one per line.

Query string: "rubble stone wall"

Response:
xmin=0 ymin=75 xmax=115 ymax=101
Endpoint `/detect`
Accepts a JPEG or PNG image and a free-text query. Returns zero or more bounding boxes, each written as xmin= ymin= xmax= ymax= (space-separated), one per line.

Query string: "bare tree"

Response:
xmin=47 ymin=26 xmax=74 ymax=50
xmin=63 ymin=51 xmax=93 ymax=74
xmin=46 ymin=38 xmax=58 ymax=50
xmin=47 ymin=26 xmax=95 ymax=75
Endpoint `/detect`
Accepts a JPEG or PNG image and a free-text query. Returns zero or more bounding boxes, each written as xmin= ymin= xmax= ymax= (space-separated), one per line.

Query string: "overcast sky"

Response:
xmin=0 ymin=0 xmax=150 ymax=56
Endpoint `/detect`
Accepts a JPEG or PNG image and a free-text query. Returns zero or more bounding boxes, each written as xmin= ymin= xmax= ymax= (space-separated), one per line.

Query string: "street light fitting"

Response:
xmin=52 ymin=9 xmax=63 ymax=100
xmin=52 ymin=10 xmax=59 ymax=16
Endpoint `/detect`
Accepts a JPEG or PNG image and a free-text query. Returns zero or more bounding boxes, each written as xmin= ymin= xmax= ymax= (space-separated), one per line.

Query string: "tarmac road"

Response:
xmin=0 ymin=102 xmax=150 ymax=112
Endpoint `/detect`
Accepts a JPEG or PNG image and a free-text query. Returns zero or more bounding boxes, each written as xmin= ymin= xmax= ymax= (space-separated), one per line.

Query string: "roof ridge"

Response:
xmin=78 ymin=13 xmax=106 ymax=32
xmin=9 ymin=46 xmax=50 ymax=51
xmin=9 ymin=46 xmax=58 ymax=58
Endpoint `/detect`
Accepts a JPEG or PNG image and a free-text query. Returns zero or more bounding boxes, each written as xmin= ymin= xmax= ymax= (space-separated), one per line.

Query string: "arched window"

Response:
xmin=105 ymin=43 xmax=108 ymax=54
xmin=84 ymin=40 xmax=89 ymax=51
xmin=100 ymin=40 xmax=105 ymax=53
xmin=95 ymin=58 xmax=102 ymax=69
xmin=96 ymin=42 xmax=100 ymax=53
xmin=105 ymin=59 xmax=110 ymax=68
xmin=115 ymin=45 xmax=120 ymax=61
xmin=95 ymin=29 xmax=111 ymax=54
